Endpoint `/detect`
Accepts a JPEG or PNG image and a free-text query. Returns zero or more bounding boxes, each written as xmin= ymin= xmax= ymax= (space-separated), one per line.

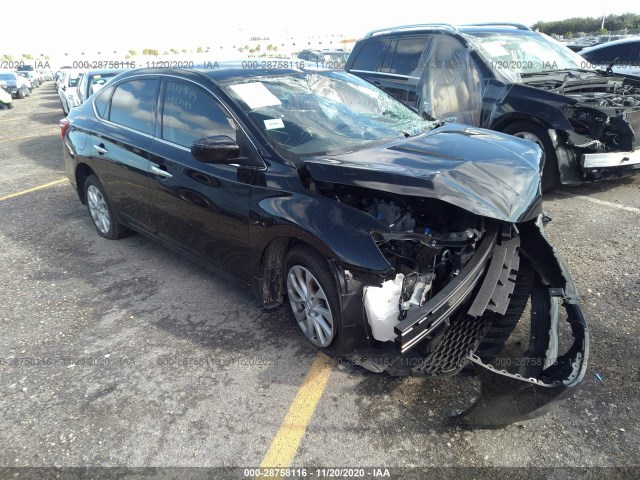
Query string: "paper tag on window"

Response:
xmin=482 ymin=41 xmax=509 ymax=58
xmin=264 ymin=118 xmax=284 ymax=130
xmin=229 ymin=82 xmax=282 ymax=109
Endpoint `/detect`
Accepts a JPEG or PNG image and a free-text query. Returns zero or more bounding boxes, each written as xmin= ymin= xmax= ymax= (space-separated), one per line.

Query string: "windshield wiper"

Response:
xmin=522 ymin=68 xmax=596 ymax=77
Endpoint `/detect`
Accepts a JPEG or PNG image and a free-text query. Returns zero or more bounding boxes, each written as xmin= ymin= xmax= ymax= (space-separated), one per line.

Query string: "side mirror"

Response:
xmin=191 ymin=135 xmax=240 ymax=164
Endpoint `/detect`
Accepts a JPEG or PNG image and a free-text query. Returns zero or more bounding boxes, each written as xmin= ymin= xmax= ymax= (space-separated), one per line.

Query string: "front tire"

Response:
xmin=17 ymin=88 xmax=25 ymax=99
xmin=285 ymin=245 xmax=342 ymax=350
xmin=84 ymin=174 xmax=130 ymax=240
xmin=502 ymin=121 xmax=559 ymax=193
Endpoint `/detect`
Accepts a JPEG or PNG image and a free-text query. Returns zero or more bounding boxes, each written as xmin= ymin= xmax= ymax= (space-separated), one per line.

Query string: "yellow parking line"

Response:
xmin=0 ymin=129 xmax=58 ymax=143
xmin=0 ymin=178 xmax=67 ymax=202
xmin=259 ymin=353 xmax=334 ymax=469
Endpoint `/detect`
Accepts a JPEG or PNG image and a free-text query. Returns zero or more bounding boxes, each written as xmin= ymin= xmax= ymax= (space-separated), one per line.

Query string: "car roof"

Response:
xmin=363 ymin=23 xmax=533 ymax=38
xmin=579 ymin=36 xmax=640 ymax=53
xmin=109 ymin=63 xmax=306 ymax=85
xmin=84 ymin=68 xmax=125 ymax=76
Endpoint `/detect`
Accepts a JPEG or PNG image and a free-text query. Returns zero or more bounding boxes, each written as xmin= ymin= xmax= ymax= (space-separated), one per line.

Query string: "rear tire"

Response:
xmin=285 ymin=245 xmax=342 ymax=351
xmin=83 ymin=174 xmax=131 ymax=240
xmin=502 ymin=121 xmax=559 ymax=193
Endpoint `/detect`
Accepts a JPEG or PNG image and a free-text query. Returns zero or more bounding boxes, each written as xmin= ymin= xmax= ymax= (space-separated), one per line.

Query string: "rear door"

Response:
xmin=147 ymin=79 xmax=254 ymax=281
xmin=87 ymin=77 xmax=159 ymax=231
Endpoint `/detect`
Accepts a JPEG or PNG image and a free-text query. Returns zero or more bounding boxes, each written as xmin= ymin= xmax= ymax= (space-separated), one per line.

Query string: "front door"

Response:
xmin=147 ymin=79 xmax=253 ymax=281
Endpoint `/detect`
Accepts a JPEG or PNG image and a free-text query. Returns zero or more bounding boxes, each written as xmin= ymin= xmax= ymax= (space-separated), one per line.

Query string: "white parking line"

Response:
xmin=556 ymin=190 xmax=640 ymax=214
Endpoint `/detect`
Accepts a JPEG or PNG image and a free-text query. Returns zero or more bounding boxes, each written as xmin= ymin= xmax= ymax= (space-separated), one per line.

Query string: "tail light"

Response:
xmin=59 ymin=118 xmax=70 ymax=139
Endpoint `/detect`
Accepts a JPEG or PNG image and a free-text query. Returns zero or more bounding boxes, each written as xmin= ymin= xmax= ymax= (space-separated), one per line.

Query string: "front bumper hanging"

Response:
xmin=453 ymin=215 xmax=589 ymax=427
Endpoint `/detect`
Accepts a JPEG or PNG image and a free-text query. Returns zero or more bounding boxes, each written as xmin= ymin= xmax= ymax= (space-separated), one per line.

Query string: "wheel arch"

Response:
xmin=75 ymin=163 xmax=96 ymax=204
xmin=253 ymin=234 xmax=340 ymax=309
xmin=492 ymin=116 xmax=580 ymax=188
xmin=490 ymin=113 xmax=551 ymax=133
xmin=254 ymin=234 xmax=374 ymax=356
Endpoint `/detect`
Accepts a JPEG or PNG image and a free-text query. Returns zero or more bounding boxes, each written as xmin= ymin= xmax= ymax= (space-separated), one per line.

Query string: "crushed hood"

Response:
xmin=303 ymin=124 xmax=543 ymax=223
xmin=526 ymin=73 xmax=640 ymax=107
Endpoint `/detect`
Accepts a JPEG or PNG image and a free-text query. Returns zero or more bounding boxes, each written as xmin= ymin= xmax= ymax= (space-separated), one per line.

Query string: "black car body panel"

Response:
xmin=62 ymin=67 xmax=589 ymax=426
xmin=303 ymin=124 xmax=542 ymax=223
xmin=345 ymin=24 xmax=640 ymax=185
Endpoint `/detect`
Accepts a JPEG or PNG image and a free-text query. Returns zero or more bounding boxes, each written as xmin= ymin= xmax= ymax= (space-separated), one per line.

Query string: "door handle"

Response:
xmin=151 ymin=165 xmax=173 ymax=179
xmin=373 ymin=81 xmax=382 ymax=86
xmin=93 ymin=144 xmax=108 ymax=155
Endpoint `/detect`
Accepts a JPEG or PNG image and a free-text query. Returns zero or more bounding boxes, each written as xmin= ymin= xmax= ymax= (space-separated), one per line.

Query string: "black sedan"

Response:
xmin=61 ymin=67 xmax=589 ymax=427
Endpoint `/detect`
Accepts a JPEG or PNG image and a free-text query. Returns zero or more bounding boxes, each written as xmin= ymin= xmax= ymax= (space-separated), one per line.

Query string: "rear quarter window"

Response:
xmin=93 ymin=85 xmax=114 ymax=118
xmin=351 ymin=39 xmax=389 ymax=72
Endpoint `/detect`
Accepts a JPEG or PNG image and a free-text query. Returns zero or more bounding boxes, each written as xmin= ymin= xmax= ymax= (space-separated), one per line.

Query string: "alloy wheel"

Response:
xmin=87 ymin=185 xmax=110 ymax=235
xmin=286 ymin=265 xmax=335 ymax=347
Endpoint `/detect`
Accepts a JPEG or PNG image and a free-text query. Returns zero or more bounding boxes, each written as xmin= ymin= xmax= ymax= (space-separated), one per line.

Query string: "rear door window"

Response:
xmin=108 ymin=79 xmax=160 ymax=135
xmin=389 ymin=36 xmax=428 ymax=76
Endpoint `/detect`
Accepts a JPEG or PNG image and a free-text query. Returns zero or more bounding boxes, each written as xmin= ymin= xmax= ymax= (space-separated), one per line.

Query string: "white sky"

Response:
xmin=1 ymin=0 xmax=634 ymax=57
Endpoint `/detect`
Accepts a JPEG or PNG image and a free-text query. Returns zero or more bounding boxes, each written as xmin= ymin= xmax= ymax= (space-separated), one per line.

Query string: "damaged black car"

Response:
xmin=345 ymin=23 xmax=640 ymax=192
xmin=61 ymin=67 xmax=589 ymax=427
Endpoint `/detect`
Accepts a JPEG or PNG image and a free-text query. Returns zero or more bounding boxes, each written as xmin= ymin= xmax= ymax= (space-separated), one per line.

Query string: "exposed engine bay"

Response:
xmin=527 ymin=75 xmax=640 ymax=155
xmin=319 ymin=185 xmax=486 ymax=344
xmin=574 ymin=92 xmax=640 ymax=108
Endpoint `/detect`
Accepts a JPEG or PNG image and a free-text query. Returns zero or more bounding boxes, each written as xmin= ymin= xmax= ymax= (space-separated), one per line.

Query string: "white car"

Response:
xmin=58 ymin=70 xmax=84 ymax=115
xmin=580 ymin=37 xmax=640 ymax=77
xmin=0 ymin=81 xmax=13 ymax=108
xmin=0 ymin=70 xmax=29 ymax=98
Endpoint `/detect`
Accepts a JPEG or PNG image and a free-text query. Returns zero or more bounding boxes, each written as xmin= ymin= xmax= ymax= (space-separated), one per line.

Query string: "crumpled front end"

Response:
xmin=453 ymin=215 xmax=589 ymax=427
xmin=564 ymin=87 xmax=640 ymax=179
xmin=341 ymin=205 xmax=588 ymax=427
xmin=304 ymin=126 xmax=588 ymax=426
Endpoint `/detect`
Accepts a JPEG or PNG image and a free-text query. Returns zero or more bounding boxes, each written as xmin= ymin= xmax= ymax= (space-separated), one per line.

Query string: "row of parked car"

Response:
xmin=0 ymin=66 xmax=54 ymax=109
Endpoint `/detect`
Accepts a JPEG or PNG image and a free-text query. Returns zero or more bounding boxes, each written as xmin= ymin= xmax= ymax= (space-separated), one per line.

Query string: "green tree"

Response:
xmin=128 ymin=49 xmax=137 ymax=56
xmin=532 ymin=12 xmax=640 ymax=35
